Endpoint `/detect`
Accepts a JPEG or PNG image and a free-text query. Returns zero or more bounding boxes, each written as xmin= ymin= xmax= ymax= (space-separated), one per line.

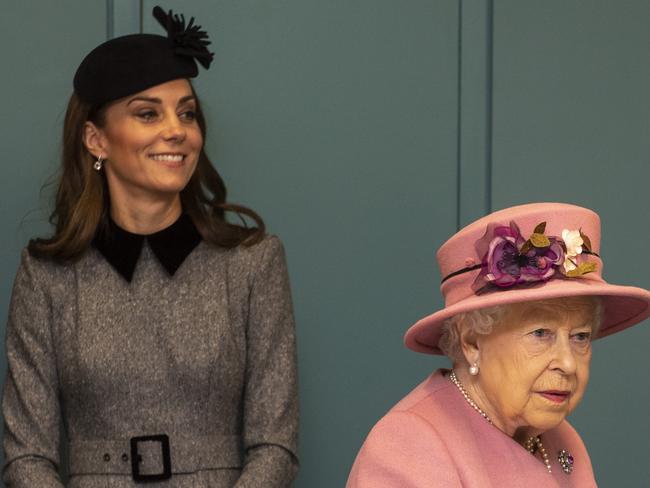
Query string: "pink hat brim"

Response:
xmin=404 ymin=278 xmax=650 ymax=355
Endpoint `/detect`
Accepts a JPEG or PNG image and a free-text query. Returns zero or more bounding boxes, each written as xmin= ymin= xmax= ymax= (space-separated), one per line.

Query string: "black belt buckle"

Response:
xmin=130 ymin=434 xmax=172 ymax=483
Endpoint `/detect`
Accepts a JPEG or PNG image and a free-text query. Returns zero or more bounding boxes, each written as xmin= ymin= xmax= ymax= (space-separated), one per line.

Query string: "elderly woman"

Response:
xmin=2 ymin=6 xmax=297 ymax=488
xmin=347 ymin=202 xmax=649 ymax=487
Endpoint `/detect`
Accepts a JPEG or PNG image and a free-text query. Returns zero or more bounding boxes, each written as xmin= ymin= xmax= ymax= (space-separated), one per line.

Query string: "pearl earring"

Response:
xmin=469 ymin=363 xmax=479 ymax=376
xmin=93 ymin=156 xmax=103 ymax=171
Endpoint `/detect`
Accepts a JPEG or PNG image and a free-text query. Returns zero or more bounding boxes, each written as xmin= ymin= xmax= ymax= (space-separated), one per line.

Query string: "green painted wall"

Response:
xmin=141 ymin=2 xmax=459 ymax=485
xmin=491 ymin=2 xmax=650 ymax=484
xmin=0 ymin=1 xmax=647 ymax=487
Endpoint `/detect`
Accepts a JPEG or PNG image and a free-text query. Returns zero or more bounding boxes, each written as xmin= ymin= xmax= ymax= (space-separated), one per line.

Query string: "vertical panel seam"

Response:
xmin=486 ymin=0 xmax=494 ymax=213
xmin=106 ymin=0 xmax=114 ymax=40
xmin=456 ymin=0 xmax=463 ymax=231
xmin=139 ymin=0 xmax=144 ymax=33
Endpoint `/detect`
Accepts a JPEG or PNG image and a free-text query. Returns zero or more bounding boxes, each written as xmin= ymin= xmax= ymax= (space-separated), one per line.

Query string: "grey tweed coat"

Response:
xmin=2 ymin=235 xmax=298 ymax=487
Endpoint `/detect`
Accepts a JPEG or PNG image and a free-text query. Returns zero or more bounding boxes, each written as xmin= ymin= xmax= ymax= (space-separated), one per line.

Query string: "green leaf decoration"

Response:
xmin=565 ymin=261 xmax=597 ymax=277
xmin=534 ymin=222 xmax=547 ymax=234
xmin=580 ymin=230 xmax=592 ymax=252
xmin=578 ymin=262 xmax=597 ymax=274
xmin=520 ymin=240 xmax=532 ymax=255
xmin=565 ymin=268 xmax=581 ymax=278
xmin=530 ymin=233 xmax=551 ymax=248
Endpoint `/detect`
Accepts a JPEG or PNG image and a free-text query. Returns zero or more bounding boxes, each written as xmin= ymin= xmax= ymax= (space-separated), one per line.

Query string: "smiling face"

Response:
xmin=84 ymin=78 xmax=203 ymax=210
xmin=462 ymin=297 xmax=596 ymax=437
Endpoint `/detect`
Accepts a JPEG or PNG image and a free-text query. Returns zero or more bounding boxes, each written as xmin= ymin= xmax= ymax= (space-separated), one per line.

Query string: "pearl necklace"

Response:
xmin=449 ymin=370 xmax=552 ymax=473
xmin=448 ymin=370 xmax=492 ymax=424
xmin=525 ymin=436 xmax=552 ymax=473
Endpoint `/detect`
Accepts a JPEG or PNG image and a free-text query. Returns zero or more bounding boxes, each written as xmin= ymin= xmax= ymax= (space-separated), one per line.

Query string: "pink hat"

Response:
xmin=405 ymin=202 xmax=650 ymax=355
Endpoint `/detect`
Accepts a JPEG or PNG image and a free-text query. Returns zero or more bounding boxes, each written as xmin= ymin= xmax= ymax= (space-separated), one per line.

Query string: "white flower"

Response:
xmin=562 ymin=229 xmax=583 ymax=272
xmin=562 ymin=229 xmax=583 ymax=256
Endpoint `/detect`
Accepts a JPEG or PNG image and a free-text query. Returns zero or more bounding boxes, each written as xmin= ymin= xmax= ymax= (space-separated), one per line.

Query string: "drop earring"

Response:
xmin=469 ymin=362 xmax=479 ymax=376
xmin=93 ymin=155 xmax=103 ymax=171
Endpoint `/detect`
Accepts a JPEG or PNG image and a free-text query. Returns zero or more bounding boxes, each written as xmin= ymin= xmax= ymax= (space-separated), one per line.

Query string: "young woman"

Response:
xmin=2 ymin=7 xmax=298 ymax=487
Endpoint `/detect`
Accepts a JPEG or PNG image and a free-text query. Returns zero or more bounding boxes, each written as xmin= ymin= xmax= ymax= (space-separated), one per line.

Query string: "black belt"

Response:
xmin=68 ymin=434 xmax=242 ymax=482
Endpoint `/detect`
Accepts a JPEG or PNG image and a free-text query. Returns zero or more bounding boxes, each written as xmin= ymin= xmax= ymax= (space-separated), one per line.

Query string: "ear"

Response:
xmin=459 ymin=321 xmax=480 ymax=367
xmin=82 ymin=121 xmax=108 ymax=160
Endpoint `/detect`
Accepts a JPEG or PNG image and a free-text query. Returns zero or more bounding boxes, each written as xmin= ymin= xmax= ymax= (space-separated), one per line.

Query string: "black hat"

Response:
xmin=73 ymin=6 xmax=214 ymax=106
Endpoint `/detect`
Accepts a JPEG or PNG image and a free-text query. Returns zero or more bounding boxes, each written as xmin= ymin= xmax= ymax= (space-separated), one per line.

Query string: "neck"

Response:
xmin=513 ymin=426 xmax=541 ymax=445
xmin=109 ymin=194 xmax=182 ymax=234
xmin=452 ymin=368 xmax=541 ymax=444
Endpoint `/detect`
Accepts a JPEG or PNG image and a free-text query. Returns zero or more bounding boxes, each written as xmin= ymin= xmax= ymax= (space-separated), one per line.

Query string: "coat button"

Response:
xmin=103 ymin=453 xmax=111 ymax=462
xmin=121 ymin=453 xmax=129 ymax=462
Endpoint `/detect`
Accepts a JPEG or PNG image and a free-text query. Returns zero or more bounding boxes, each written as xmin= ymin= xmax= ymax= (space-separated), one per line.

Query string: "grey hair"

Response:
xmin=439 ymin=296 xmax=603 ymax=364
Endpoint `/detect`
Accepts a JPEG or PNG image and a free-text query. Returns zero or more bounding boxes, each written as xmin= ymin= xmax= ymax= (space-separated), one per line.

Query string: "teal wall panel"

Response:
xmin=143 ymin=2 xmax=459 ymax=485
xmin=0 ymin=1 xmax=108 ymax=483
xmin=491 ymin=2 xmax=650 ymax=486
xmin=110 ymin=0 xmax=142 ymax=38
xmin=0 ymin=0 xmax=107 ymax=300
xmin=458 ymin=0 xmax=493 ymax=226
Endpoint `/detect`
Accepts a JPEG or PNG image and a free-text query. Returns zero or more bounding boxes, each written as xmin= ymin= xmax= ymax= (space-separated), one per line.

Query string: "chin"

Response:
xmin=528 ymin=413 xmax=569 ymax=432
xmin=151 ymin=175 xmax=193 ymax=193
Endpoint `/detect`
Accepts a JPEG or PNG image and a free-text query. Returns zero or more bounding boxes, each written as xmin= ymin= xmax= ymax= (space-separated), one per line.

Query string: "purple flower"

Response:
xmin=485 ymin=233 xmax=521 ymax=287
xmin=474 ymin=221 xmax=565 ymax=290
xmin=517 ymin=239 xmax=564 ymax=283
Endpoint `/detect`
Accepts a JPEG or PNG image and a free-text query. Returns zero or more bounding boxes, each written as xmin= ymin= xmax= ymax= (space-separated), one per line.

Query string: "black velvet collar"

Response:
xmin=93 ymin=213 xmax=202 ymax=282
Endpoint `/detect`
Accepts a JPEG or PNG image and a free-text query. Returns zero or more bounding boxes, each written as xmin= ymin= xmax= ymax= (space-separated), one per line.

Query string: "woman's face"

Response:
xmin=87 ymin=78 xmax=203 ymax=204
xmin=473 ymin=299 xmax=594 ymax=435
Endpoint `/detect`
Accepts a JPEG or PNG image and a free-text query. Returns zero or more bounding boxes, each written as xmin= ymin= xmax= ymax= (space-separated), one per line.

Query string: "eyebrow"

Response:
xmin=127 ymin=95 xmax=196 ymax=106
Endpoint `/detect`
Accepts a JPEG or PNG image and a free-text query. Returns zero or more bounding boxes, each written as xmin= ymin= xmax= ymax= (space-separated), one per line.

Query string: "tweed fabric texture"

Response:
xmin=2 ymin=235 xmax=298 ymax=487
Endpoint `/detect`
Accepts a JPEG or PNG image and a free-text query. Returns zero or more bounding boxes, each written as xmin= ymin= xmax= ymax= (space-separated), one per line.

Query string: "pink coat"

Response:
xmin=347 ymin=370 xmax=598 ymax=487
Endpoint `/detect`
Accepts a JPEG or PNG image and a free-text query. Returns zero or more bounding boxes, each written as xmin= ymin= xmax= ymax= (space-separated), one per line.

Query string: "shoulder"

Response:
xmin=391 ymin=370 xmax=455 ymax=412
xmin=546 ymin=419 xmax=593 ymax=463
xmin=348 ymin=410 xmax=461 ymax=487
xmin=546 ymin=419 xmax=588 ymax=451
xmin=240 ymin=233 xmax=285 ymax=258
xmin=193 ymin=235 xmax=289 ymax=294
xmin=7 ymin=248 xmax=81 ymax=323
xmin=363 ymin=409 xmax=448 ymax=452
xmin=13 ymin=248 xmax=76 ymax=293
xmin=347 ymin=372 xmax=465 ymax=487
xmin=225 ymin=234 xmax=288 ymax=276
xmin=235 ymin=234 xmax=286 ymax=261
xmin=378 ymin=371 xmax=463 ymax=449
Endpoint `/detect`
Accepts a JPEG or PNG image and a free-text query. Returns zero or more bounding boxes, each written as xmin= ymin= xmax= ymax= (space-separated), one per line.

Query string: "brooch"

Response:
xmin=557 ymin=449 xmax=574 ymax=474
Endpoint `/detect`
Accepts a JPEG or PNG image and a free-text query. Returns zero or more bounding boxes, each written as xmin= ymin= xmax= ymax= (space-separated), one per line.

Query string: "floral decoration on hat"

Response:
xmin=153 ymin=6 xmax=214 ymax=69
xmin=472 ymin=221 xmax=597 ymax=292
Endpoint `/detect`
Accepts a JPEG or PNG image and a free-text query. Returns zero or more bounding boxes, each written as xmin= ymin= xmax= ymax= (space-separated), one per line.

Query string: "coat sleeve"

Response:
xmin=346 ymin=411 xmax=463 ymax=488
xmin=234 ymin=236 xmax=299 ymax=487
xmin=2 ymin=251 xmax=65 ymax=487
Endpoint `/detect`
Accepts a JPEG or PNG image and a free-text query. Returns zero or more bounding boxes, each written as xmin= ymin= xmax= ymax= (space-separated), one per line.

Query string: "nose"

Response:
xmin=549 ymin=334 xmax=577 ymax=375
xmin=160 ymin=114 xmax=186 ymax=142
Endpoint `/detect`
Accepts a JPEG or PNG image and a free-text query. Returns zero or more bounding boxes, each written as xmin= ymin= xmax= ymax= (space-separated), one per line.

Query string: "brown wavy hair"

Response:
xmin=28 ymin=87 xmax=265 ymax=262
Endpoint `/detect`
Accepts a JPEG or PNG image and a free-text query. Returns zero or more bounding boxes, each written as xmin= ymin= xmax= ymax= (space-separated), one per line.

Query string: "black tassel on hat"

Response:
xmin=73 ymin=6 xmax=214 ymax=106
